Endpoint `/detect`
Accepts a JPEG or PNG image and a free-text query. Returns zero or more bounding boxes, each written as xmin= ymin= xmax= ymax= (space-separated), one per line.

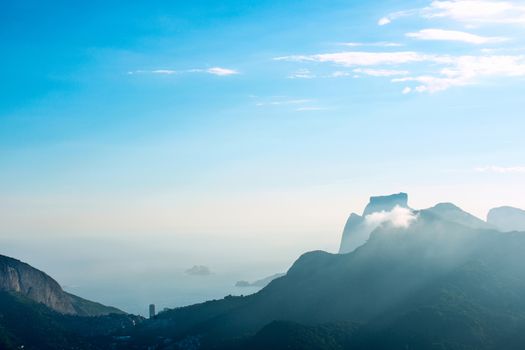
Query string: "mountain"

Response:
xmin=123 ymin=204 xmax=525 ymax=350
xmin=0 ymin=290 xmax=141 ymax=350
xmin=0 ymin=254 xmax=123 ymax=316
xmin=339 ymin=192 xmax=410 ymax=253
xmin=339 ymin=196 xmax=492 ymax=254
xmin=0 ymin=254 xmax=142 ymax=350
xmin=229 ymin=321 xmax=360 ymax=350
xmin=235 ymin=273 xmax=285 ymax=288
xmin=4 ymin=195 xmax=525 ymax=349
xmin=362 ymin=192 xmax=409 ymax=216
xmin=424 ymin=202 xmax=493 ymax=229
xmin=487 ymin=206 xmax=525 ymax=232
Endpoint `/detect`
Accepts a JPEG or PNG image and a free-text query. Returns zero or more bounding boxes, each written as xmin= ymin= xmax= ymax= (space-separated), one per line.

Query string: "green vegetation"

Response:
xmin=0 ymin=291 xmax=140 ymax=350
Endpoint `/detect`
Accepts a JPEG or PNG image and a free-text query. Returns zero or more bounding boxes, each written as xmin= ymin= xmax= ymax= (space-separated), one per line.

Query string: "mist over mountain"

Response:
xmin=3 ymin=194 xmax=525 ymax=350
xmin=488 ymin=206 xmax=525 ymax=232
xmin=339 ymin=193 xmax=411 ymax=254
xmin=118 ymin=196 xmax=525 ymax=349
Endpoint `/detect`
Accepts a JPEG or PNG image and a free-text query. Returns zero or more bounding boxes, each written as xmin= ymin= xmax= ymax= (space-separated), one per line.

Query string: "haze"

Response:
xmin=2 ymin=0 xmax=525 ymax=315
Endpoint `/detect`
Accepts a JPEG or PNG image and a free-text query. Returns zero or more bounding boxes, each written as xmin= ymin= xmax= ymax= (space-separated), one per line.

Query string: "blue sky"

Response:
xmin=2 ymin=0 xmax=525 ymax=313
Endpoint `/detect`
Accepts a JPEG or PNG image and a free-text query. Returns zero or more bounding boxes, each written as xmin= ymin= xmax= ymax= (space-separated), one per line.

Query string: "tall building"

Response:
xmin=149 ymin=304 xmax=156 ymax=318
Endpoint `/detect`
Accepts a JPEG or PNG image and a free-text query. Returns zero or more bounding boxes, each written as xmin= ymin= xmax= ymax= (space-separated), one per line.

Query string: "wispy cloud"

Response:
xmin=475 ymin=165 xmax=525 ymax=174
xmin=255 ymin=98 xmax=313 ymax=106
xmin=127 ymin=69 xmax=177 ymax=75
xmin=330 ymin=71 xmax=353 ymax=77
xmin=205 ymin=67 xmax=239 ymax=76
xmin=275 ymin=51 xmax=436 ymax=66
xmin=393 ymin=75 xmax=468 ymax=93
xmin=394 ymin=55 xmax=525 ymax=92
xmin=277 ymin=49 xmax=525 ymax=93
xmin=380 ymin=1 xmax=525 ymax=26
xmin=422 ymin=0 xmax=525 ymax=25
xmin=340 ymin=41 xmax=402 ymax=47
xmin=378 ymin=9 xmax=419 ymax=26
xmin=378 ymin=17 xmax=392 ymax=26
xmin=253 ymin=97 xmax=329 ymax=111
xmin=365 ymin=206 xmax=418 ymax=229
xmin=406 ymin=28 xmax=508 ymax=44
xmin=353 ymin=68 xmax=409 ymax=77
xmin=127 ymin=67 xmax=238 ymax=76
xmin=295 ymin=106 xmax=329 ymax=111
xmin=287 ymin=68 xmax=316 ymax=79
xmin=275 ymin=1 xmax=525 ymax=93
xmin=151 ymin=69 xmax=177 ymax=75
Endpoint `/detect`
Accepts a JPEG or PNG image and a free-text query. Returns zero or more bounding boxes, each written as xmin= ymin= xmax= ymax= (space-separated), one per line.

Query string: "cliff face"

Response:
xmin=362 ymin=192 xmax=409 ymax=216
xmin=0 ymin=254 xmax=123 ymax=316
xmin=0 ymin=255 xmax=76 ymax=314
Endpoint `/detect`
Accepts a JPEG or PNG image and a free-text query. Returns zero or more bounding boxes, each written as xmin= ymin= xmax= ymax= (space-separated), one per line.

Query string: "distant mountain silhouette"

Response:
xmin=488 ymin=206 xmax=525 ymax=232
xmin=0 ymin=254 xmax=123 ymax=316
xmin=236 ymin=273 xmax=285 ymax=288
xmin=424 ymin=202 xmax=493 ymax=229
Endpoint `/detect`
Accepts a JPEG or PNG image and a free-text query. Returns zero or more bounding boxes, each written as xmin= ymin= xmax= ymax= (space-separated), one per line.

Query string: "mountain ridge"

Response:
xmin=0 ymin=254 xmax=123 ymax=316
xmin=124 ymin=199 xmax=525 ymax=349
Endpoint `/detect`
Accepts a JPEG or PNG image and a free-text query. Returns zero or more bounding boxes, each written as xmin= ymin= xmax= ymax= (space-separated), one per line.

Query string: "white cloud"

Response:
xmin=254 ymin=97 xmax=325 ymax=111
xmin=288 ymin=68 xmax=316 ymax=79
xmin=128 ymin=67 xmax=238 ymax=77
xmin=275 ymin=1 xmax=525 ymax=94
xmin=393 ymin=75 xmax=468 ymax=92
xmin=276 ymin=51 xmax=436 ymax=66
xmin=442 ymin=54 xmax=525 ymax=77
xmin=295 ymin=106 xmax=329 ymax=111
xmin=256 ymin=98 xmax=312 ymax=106
xmin=365 ymin=206 xmax=418 ymax=229
xmin=406 ymin=28 xmax=508 ymax=44
xmin=377 ymin=9 xmax=419 ymax=25
xmin=475 ymin=165 xmax=525 ymax=173
xmin=341 ymin=41 xmax=402 ymax=47
xmin=127 ymin=69 xmax=177 ymax=75
xmin=378 ymin=17 xmax=392 ymax=25
xmin=394 ymin=54 xmax=525 ymax=92
xmin=206 ymin=67 xmax=239 ymax=76
xmin=353 ymin=68 xmax=409 ymax=77
xmin=152 ymin=69 xmax=177 ymax=74
xmin=330 ymin=71 xmax=352 ymax=77
xmin=381 ymin=1 xmax=525 ymax=25
xmin=423 ymin=0 xmax=525 ymax=25
xmin=341 ymin=206 xmax=419 ymax=253
xmin=277 ymin=49 xmax=525 ymax=93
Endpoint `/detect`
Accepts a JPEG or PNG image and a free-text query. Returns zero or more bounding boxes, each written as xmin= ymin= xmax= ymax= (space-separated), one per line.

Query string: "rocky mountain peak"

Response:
xmin=363 ymin=192 xmax=409 ymax=216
